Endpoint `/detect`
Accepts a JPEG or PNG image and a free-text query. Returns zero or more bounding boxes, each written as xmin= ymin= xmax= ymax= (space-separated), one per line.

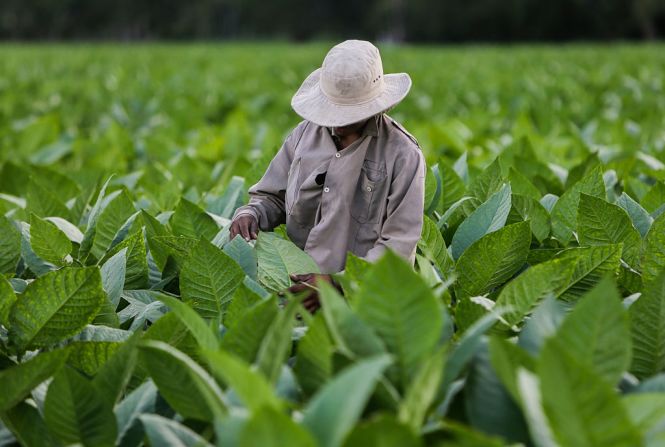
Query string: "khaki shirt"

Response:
xmin=232 ymin=113 xmax=425 ymax=274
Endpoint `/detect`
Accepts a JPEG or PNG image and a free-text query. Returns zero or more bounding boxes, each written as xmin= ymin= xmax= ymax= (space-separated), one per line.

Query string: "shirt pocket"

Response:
xmin=291 ymin=167 xmax=326 ymax=226
xmin=285 ymin=157 xmax=302 ymax=215
xmin=350 ymin=161 xmax=387 ymax=224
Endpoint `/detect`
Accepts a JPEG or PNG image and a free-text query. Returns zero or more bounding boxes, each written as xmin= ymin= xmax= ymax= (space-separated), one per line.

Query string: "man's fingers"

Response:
xmin=249 ymin=218 xmax=258 ymax=240
xmin=287 ymin=283 xmax=309 ymax=294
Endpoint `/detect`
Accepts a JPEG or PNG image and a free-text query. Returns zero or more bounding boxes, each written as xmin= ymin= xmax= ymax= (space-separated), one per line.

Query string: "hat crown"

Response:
xmin=319 ymin=40 xmax=385 ymax=105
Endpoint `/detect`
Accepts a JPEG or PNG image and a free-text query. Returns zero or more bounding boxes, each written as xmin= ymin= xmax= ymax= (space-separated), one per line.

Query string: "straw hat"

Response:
xmin=291 ymin=40 xmax=412 ymax=128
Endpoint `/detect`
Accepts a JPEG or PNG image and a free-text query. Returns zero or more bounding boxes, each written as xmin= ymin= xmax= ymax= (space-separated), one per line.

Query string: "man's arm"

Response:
xmin=363 ymin=146 xmax=426 ymax=265
xmin=232 ymin=122 xmax=305 ymax=231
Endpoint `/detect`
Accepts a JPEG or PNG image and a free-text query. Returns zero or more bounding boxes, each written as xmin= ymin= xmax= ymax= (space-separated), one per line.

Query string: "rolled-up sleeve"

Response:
xmin=363 ymin=146 xmax=425 ymax=265
xmin=232 ymin=122 xmax=304 ymax=231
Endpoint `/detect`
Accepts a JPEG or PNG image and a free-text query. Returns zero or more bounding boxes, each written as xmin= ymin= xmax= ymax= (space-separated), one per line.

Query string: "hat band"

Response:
xmin=320 ymin=75 xmax=385 ymax=106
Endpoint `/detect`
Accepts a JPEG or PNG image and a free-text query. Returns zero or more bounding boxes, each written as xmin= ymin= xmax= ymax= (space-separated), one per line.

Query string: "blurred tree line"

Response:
xmin=1 ymin=0 xmax=663 ymax=41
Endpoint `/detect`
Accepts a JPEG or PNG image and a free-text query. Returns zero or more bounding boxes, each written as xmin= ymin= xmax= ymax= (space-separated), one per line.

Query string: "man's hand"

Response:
xmin=286 ymin=273 xmax=339 ymax=313
xmin=229 ymin=214 xmax=258 ymax=241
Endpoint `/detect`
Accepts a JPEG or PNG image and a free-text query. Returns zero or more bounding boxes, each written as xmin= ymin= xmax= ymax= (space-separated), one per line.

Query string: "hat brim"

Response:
xmin=290 ymin=68 xmax=412 ymax=127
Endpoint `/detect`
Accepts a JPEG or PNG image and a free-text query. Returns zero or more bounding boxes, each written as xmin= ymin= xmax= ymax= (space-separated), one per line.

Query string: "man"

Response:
xmin=230 ymin=40 xmax=425 ymax=312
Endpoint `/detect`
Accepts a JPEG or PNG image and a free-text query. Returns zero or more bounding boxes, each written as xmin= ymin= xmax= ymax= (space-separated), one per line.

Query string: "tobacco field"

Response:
xmin=0 ymin=43 xmax=665 ymax=446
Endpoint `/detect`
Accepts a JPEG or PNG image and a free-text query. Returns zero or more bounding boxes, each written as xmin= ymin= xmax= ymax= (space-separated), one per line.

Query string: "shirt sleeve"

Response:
xmin=232 ymin=122 xmax=304 ymax=231
xmin=362 ymin=146 xmax=425 ymax=266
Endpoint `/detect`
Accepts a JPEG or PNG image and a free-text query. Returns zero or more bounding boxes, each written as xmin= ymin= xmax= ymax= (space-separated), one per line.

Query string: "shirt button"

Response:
xmin=366 ymin=186 xmax=372 ymax=192
xmin=324 ymin=187 xmax=330 ymax=192
xmin=335 ymin=153 xmax=341 ymax=158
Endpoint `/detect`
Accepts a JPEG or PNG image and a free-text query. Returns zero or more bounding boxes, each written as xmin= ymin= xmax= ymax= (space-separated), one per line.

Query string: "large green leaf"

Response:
xmin=294 ymin=313 xmax=334 ymax=396
xmin=539 ymin=340 xmax=641 ymax=447
xmin=44 ymin=366 xmax=117 ymax=447
xmin=223 ymin=236 xmax=258 ymax=279
xmin=0 ymin=348 xmax=70 ymax=411
xmin=553 ymin=244 xmax=622 ymax=301
xmin=90 ymin=189 xmax=136 ymax=260
xmin=169 ymin=197 xmax=219 ymax=240
xmin=255 ymin=296 xmax=300 ymax=384
xmin=9 ymin=266 xmax=107 ymax=350
xmin=506 ymin=194 xmax=550 ymax=242
xmin=138 ymin=340 xmax=227 ymax=422
xmin=102 ymin=229 xmax=148 ymax=290
xmin=343 ymin=416 xmax=422 ymax=447
xmin=455 ymin=221 xmax=531 ymax=298
xmin=495 ymin=258 xmax=575 ymax=327
xmin=302 ymin=355 xmax=392 ymax=447
xmin=219 ymin=297 xmax=278 ymax=363
xmin=641 ymin=212 xmax=665 ymax=282
xmin=26 ymin=178 xmax=71 ymax=221
xmin=92 ymin=331 xmax=141 ymax=404
xmin=464 ymin=341 xmax=530 ymax=443
xmin=418 ymin=215 xmax=453 ymax=276
xmin=139 ymin=414 xmax=213 ymax=447
xmin=0 ymin=216 xmax=21 ymax=274
xmin=180 ymin=238 xmax=245 ymax=320
xmin=203 ymin=349 xmax=282 ymax=412
xmin=577 ymin=193 xmax=641 ymax=268
xmin=29 ymin=213 xmax=71 ymax=266
xmin=450 ymin=183 xmax=512 ymax=259
xmin=616 ymin=192 xmax=653 ymax=238
xmin=0 ymin=275 xmax=17 ymax=327
xmin=629 ymin=273 xmax=665 ymax=379
xmin=550 ymin=277 xmax=631 ymax=385
xmin=255 ymin=232 xmax=320 ymax=292
xmin=239 ymin=406 xmax=316 ymax=447
xmin=398 ymin=347 xmax=445 ymax=432
xmin=156 ymin=294 xmax=218 ymax=350
xmin=355 ymin=251 xmax=442 ymax=390
xmin=114 ymin=381 xmax=158 ymax=447
xmin=550 ymin=165 xmax=605 ymax=243
xmin=1 ymin=401 xmax=60 ymax=447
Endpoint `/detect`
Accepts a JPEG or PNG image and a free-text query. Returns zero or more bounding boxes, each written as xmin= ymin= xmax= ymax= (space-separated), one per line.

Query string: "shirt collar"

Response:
xmin=327 ymin=113 xmax=380 ymax=139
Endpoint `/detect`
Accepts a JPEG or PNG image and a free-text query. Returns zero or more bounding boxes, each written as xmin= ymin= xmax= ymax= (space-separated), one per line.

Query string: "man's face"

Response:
xmin=332 ymin=118 xmax=369 ymax=137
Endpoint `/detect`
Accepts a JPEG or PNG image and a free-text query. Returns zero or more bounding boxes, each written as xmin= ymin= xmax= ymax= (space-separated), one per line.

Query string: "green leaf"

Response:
xmin=641 ymin=212 xmax=665 ymax=282
xmin=0 ymin=216 xmax=21 ymax=274
xmin=342 ymin=415 xmax=422 ymax=447
xmin=437 ymin=159 xmax=466 ymax=211
xmin=518 ymin=296 xmax=567 ymax=356
xmin=577 ymin=194 xmax=641 ymax=268
xmin=418 ymin=215 xmax=453 ymax=275
xmin=641 ymin=181 xmax=665 ymax=213
xmin=66 ymin=341 xmax=121 ymax=376
xmin=255 ymin=232 xmax=320 ymax=292
xmin=203 ymin=349 xmax=282 ymax=412
xmin=114 ymin=381 xmax=157 ymax=447
xmin=451 ymin=183 xmax=512 ymax=259
xmin=508 ymin=167 xmax=542 ymax=200
xmin=464 ymin=341 xmax=530 ymax=443
xmin=9 ymin=266 xmax=107 ymax=350
xmin=539 ymin=340 xmax=641 ymax=447
xmin=139 ymin=414 xmax=213 ymax=447
xmin=302 ymin=355 xmax=392 ymax=447
xmin=294 ymin=313 xmax=334 ymax=396
xmin=255 ymin=296 xmax=300 ymax=384
xmin=156 ymin=294 xmax=218 ymax=350
xmin=1 ymin=401 xmax=60 ymax=447
xmin=219 ymin=297 xmax=278 ymax=363
xmin=223 ymin=283 xmax=262 ymax=330
xmin=26 ymin=178 xmax=71 ymax=220
xmin=90 ymin=189 xmax=136 ymax=260
xmin=0 ymin=275 xmax=17 ymax=327
xmin=102 ymin=229 xmax=148 ymax=290
xmin=629 ymin=273 xmax=665 ymax=379
xmin=553 ymin=244 xmax=623 ymax=302
xmin=495 ymin=258 xmax=575 ymax=327
xmin=622 ymin=393 xmax=665 ymax=445
xmin=44 ymin=366 xmax=117 ymax=447
xmin=223 ymin=236 xmax=258 ymax=279
xmin=488 ymin=337 xmax=535 ymax=405
xmin=506 ymin=194 xmax=550 ymax=242
xmin=138 ymin=340 xmax=227 ymax=421
xmin=550 ymin=165 xmax=605 ymax=243
xmin=355 ymin=251 xmax=442 ymax=390
xmin=455 ymin=221 xmax=531 ymax=298
xmin=550 ymin=277 xmax=631 ymax=385
xmin=100 ymin=247 xmax=126 ymax=307
xmin=398 ymin=347 xmax=445 ymax=432
xmin=239 ymin=406 xmax=316 ymax=447
xmin=469 ymin=158 xmax=503 ymax=202
xmin=170 ymin=197 xmax=219 ymax=240
xmin=616 ymin=192 xmax=653 ymax=238
xmin=180 ymin=238 xmax=245 ymax=320
xmin=92 ymin=331 xmax=141 ymax=404
xmin=31 ymin=215 xmax=69 ymax=264
xmin=0 ymin=348 xmax=70 ymax=411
